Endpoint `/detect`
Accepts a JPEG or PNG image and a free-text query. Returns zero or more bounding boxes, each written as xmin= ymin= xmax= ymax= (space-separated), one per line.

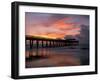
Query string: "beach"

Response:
xmin=25 ymin=46 xmax=89 ymax=68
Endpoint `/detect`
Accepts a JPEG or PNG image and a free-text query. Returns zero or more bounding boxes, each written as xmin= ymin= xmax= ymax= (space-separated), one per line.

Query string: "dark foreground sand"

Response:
xmin=26 ymin=54 xmax=80 ymax=68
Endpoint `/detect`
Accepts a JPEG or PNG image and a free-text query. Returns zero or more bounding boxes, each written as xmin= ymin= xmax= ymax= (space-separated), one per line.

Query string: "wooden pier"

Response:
xmin=26 ymin=35 xmax=79 ymax=49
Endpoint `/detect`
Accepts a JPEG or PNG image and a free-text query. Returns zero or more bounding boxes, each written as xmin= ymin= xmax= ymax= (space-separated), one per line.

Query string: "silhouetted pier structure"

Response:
xmin=26 ymin=35 xmax=79 ymax=49
xmin=25 ymin=36 xmax=79 ymax=58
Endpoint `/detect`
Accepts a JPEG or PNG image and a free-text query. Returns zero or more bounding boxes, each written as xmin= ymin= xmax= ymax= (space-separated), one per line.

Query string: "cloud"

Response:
xmin=79 ymin=25 xmax=89 ymax=44
xmin=25 ymin=12 xmax=89 ymax=39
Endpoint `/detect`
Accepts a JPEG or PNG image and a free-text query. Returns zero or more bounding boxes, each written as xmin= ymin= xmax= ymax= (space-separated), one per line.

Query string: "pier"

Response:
xmin=25 ymin=35 xmax=79 ymax=57
xmin=26 ymin=35 xmax=79 ymax=49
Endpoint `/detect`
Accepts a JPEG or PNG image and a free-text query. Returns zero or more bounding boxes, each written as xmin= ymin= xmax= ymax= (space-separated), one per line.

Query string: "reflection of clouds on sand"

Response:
xmin=25 ymin=47 xmax=89 ymax=68
xmin=26 ymin=54 xmax=80 ymax=68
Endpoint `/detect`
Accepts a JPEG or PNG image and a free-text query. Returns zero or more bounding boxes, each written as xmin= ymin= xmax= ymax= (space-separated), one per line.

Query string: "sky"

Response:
xmin=25 ymin=12 xmax=89 ymax=39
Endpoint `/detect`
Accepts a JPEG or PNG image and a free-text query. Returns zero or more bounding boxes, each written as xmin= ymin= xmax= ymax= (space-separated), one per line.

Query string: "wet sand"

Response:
xmin=26 ymin=54 xmax=80 ymax=68
xmin=25 ymin=47 xmax=89 ymax=68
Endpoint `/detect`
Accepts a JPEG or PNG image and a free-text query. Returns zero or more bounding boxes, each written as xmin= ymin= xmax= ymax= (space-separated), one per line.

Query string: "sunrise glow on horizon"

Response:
xmin=25 ymin=12 xmax=89 ymax=39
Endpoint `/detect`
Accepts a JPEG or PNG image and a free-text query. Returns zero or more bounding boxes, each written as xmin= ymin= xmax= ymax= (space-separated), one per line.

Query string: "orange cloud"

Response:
xmin=26 ymin=17 xmax=80 ymax=39
xmin=46 ymin=33 xmax=66 ymax=39
xmin=52 ymin=17 xmax=79 ymax=31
